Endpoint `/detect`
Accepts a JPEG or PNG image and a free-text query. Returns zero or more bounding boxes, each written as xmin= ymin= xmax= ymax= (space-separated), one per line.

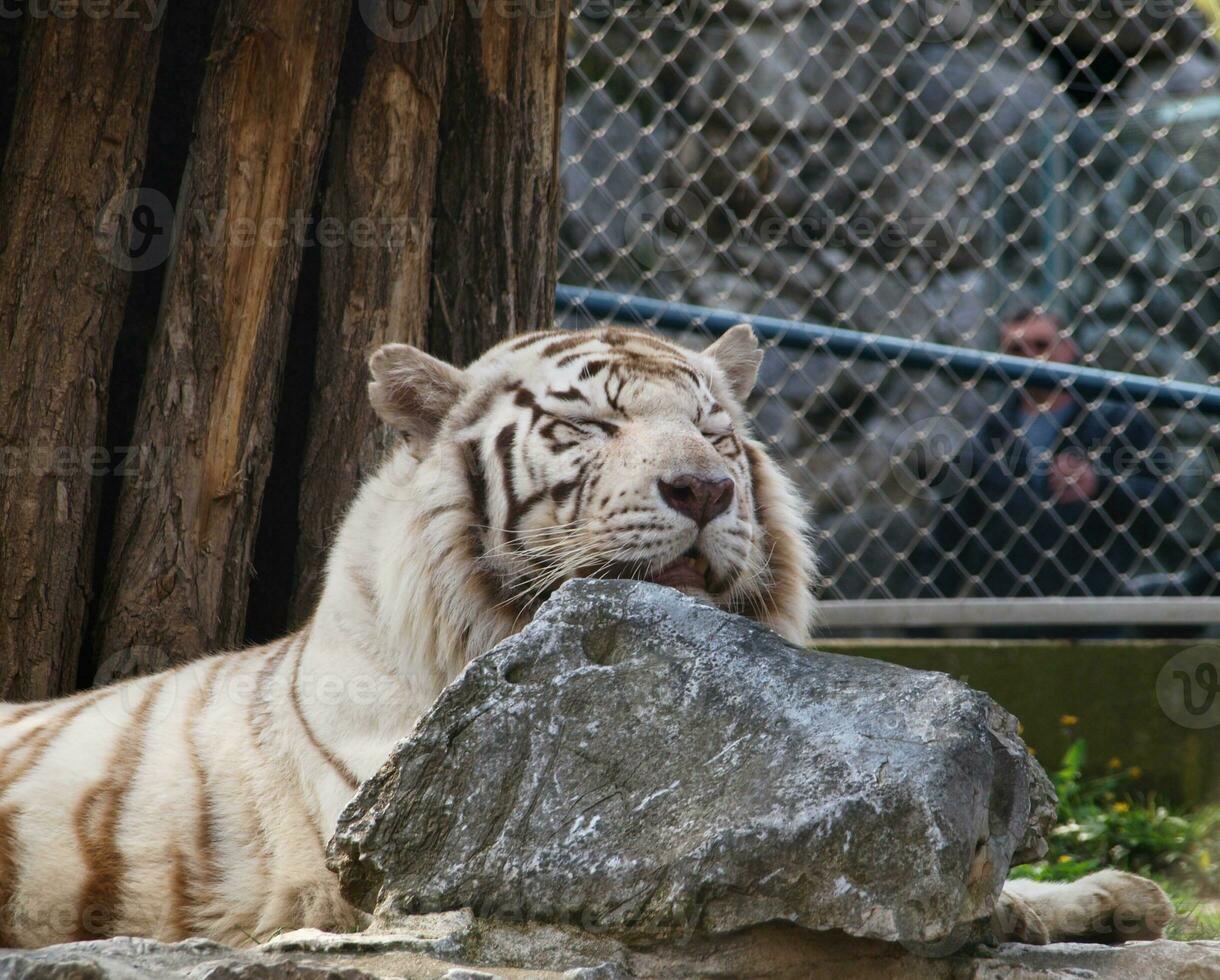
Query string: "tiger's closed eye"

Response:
xmin=706 ymin=428 xmax=738 ymax=454
xmin=569 ymin=417 xmax=620 ymax=437
xmin=540 ymin=417 xmax=618 ymax=449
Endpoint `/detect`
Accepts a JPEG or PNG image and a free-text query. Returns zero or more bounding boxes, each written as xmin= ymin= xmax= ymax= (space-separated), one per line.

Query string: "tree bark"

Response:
xmin=288 ymin=25 xmax=451 ymax=622
xmin=289 ymin=0 xmax=570 ymax=621
xmin=426 ymin=0 xmax=570 ymax=365
xmin=93 ymin=0 xmax=350 ymax=679
xmin=0 ymin=12 xmax=165 ymax=700
xmin=0 ymin=13 xmax=23 ymax=166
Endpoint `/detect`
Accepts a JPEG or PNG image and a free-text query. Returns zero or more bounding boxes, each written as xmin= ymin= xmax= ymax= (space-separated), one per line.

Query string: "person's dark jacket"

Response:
xmin=924 ymin=393 xmax=1182 ymax=599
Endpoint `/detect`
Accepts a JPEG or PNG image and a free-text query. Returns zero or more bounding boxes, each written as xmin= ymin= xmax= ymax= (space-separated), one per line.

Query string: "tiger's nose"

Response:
xmin=658 ymin=475 xmax=735 ymax=527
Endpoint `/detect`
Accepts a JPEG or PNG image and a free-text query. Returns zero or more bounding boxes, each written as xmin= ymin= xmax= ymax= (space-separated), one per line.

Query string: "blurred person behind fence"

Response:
xmin=919 ymin=310 xmax=1182 ymax=605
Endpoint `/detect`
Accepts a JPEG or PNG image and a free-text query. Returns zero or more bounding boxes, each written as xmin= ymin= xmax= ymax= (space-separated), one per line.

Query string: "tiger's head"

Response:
xmin=360 ymin=325 xmax=815 ymax=651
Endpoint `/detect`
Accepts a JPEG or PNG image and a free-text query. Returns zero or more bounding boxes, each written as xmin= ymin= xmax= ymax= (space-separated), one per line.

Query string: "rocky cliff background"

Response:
xmin=558 ymin=0 xmax=1220 ymax=602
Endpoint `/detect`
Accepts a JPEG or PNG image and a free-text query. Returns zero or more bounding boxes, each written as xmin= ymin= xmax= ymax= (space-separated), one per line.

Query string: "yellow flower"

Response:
xmin=1059 ymin=714 xmax=1079 ymax=726
xmin=1112 ymin=802 xmax=1130 ymax=813
xmin=1057 ymin=855 xmax=1072 ymax=863
xmin=1199 ymin=851 xmax=1212 ymax=871
xmin=1128 ymin=766 xmax=1142 ymax=779
xmin=1107 ymin=757 xmax=1122 ymax=770
xmin=1027 ymin=746 xmax=1037 ymax=756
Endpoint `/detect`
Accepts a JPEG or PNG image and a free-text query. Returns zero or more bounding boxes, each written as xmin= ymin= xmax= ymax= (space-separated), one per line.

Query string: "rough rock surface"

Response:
xmin=3 ymin=581 xmax=1213 ymax=977
xmin=2 ymin=915 xmax=1217 ymax=979
xmin=329 ymin=580 xmax=1055 ymax=945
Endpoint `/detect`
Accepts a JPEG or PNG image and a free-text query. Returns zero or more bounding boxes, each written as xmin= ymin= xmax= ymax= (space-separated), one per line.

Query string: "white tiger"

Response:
xmin=0 ymin=326 xmax=1169 ymax=949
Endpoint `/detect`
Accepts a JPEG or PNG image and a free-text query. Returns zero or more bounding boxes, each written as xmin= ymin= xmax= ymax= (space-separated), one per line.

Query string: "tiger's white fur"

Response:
xmin=0 ymin=326 xmax=1169 ymax=949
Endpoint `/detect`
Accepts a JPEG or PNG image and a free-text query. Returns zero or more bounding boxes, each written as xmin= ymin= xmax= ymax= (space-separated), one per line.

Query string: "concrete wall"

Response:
xmin=820 ymin=640 xmax=1220 ymax=807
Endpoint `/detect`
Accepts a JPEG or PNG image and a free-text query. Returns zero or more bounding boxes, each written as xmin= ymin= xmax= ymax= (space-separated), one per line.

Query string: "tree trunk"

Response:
xmin=426 ymin=0 xmax=570 ymax=365
xmin=93 ymin=0 xmax=350 ymax=680
xmin=0 ymin=13 xmax=23 ymax=165
xmin=288 ymin=26 xmax=450 ymax=621
xmin=289 ymin=1 xmax=570 ymax=621
xmin=0 ymin=12 xmax=165 ymax=700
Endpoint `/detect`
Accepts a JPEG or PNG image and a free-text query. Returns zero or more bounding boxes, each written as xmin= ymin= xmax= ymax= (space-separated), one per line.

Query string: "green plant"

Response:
xmin=1011 ymin=736 xmax=1220 ymax=938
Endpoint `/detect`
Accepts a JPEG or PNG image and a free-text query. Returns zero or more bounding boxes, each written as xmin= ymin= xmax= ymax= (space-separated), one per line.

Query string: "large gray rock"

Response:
xmin=328 ymin=580 xmax=1055 ymax=946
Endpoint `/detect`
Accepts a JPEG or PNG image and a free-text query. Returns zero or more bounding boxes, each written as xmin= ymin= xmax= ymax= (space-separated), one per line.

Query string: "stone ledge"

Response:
xmin=1 ymin=918 xmax=1217 ymax=979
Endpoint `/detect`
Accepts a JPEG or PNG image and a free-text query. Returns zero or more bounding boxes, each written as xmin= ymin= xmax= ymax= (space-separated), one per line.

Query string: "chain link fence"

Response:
xmin=557 ymin=0 xmax=1220 ymax=632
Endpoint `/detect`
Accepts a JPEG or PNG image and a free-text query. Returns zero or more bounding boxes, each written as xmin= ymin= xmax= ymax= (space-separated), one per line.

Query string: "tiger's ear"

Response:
xmin=368 ymin=343 xmax=467 ymax=446
xmin=705 ymin=324 xmax=762 ymax=401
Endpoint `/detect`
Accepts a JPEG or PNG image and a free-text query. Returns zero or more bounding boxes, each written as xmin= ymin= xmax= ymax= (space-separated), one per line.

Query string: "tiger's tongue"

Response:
xmin=649 ymin=556 xmax=709 ymax=592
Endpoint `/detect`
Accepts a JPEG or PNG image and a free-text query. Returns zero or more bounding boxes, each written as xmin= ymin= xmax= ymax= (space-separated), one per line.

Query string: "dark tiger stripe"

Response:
xmin=550 ymin=479 xmax=579 ymax=505
xmin=449 ymin=381 xmax=503 ymax=433
xmin=247 ymin=640 xmax=291 ymax=754
xmin=348 ymin=563 xmax=377 ymax=613
xmin=744 ymin=440 xmax=801 ymax=622
xmin=603 ymin=328 xmax=685 ymax=354
xmin=609 ymin=352 xmax=704 ymax=387
xmin=504 ymin=331 xmax=558 ymax=352
xmin=166 ymin=846 xmax=191 ymax=941
xmin=604 ymin=371 xmax=626 ymax=413
xmin=744 ymin=441 xmax=768 ymax=532
xmin=494 ymin=423 xmax=543 ymax=533
xmin=541 ymin=334 xmax=600 ymax=358
xmin=458 ymin=441 xmax=517 ymax=614
xmin=580 ymin=418 xmax=620 ymax=437
xmin=0 ymin=703 xmax=45 ymax=728
xmin=288 ymin=633 xmax=359 ymax=791
xmin=494 ymin=423 xmax=519 ymax=522
xmin=461 ymin=440 xmax=491 ymax=532
xmin=73 ymin=675 xmax=166 ymax=940
xmin=0 ymin=690 xmax=104 ymax=797
xmin=421 ymin=502 xmax=464 ymax=520
xmin=557 ymin=353 xmax=601 ymax=372
xmin=713 ymin=433 xmax=742 ymax=460
xmin=236 ymin=651 xmax=290 ymax=898
xmin=547 ymin=386 xmax=589 ymax=403
xmin=170 ymin=656 xmax=226 ymax=941
xmin=574 ymin=456 xmax=605 ymax=514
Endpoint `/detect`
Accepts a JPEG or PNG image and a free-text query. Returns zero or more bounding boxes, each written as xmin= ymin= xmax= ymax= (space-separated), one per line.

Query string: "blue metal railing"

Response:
xmin=556 ymin=285 xmax=1220 ymax=415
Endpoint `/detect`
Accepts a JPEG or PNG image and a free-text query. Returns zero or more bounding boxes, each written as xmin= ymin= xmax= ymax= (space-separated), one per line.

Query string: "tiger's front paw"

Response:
xmin=999 ymin=870 xmax=1172 ymax=944
xmin=992 ymin=888 xmax=1051 ymax=945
